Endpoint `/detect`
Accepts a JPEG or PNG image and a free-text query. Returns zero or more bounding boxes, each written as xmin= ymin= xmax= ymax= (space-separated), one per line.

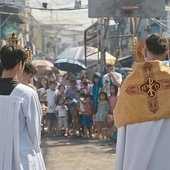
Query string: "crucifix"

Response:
xmin=144 ymin=25 xmax=152 ymax=35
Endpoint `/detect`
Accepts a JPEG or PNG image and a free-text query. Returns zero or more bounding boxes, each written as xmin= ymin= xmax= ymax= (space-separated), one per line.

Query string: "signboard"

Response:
xmin=84 ymin=22 xmax=100 ymax=66
xmin=2 ymin=24 xmax=19 ymax=39
xmin=84 ymin=22 xmax=99 ymax=48
xmin=88 ymin=0 xmax=166 ymax=18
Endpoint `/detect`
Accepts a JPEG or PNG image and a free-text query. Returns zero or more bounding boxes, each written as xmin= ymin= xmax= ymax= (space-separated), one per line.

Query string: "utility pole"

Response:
xmin=100 ymin=18 xmax=105 ymax=73
xmin=100 ymin=17 xmax=109 ymax=74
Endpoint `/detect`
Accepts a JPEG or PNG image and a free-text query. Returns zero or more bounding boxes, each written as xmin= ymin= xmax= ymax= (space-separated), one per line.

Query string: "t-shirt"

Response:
xmin=37 ymin=88 xmax=46 ymax=102
xmin=65 ymin=86 xmax=78 ymax=99
xmin=46 ymin=89 xmax=58 ymax=113
xmin=103 ymin=72 xmax=122 ymax=96
xmin=55 ymin=105 xmax=68 ymax=117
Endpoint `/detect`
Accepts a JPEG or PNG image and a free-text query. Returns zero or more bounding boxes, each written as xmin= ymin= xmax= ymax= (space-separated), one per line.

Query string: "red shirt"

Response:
xmin=84 ymin=103 xmax=93 ymax=116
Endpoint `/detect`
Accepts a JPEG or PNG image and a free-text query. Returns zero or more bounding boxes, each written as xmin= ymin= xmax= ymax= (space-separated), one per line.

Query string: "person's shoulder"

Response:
xmin=46 ymin=88 xmax=50 ymax=92
xmin=65 ymin=105 xmax=68 ymax=109
xmin=103 ymin=73 xmax=109 ymax=78
xmin=12 ymin=84 xmax=38 ymax=100
xmin=17 ymin=83 xmax=36 ymax=94
xmin=115 ymin=71 xmax=122 ymax=76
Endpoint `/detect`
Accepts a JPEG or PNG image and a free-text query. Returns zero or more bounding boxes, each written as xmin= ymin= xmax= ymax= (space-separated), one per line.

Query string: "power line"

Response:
xmin=0 ymin=2 xmax=88 ymax=11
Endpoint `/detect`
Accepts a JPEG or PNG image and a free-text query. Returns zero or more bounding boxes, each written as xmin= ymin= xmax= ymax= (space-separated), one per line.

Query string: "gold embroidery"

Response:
xmin=140 ymin=77 xmax=160 ymax=97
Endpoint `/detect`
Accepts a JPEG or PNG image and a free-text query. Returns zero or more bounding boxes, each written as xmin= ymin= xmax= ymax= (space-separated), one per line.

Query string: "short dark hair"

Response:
xmin=0 ymin=45 xmax=27 ymax=70
xmin=76 ymin=90 xmax=80 ymax=94
xmin=49 ymin=80 xmax=57 ymax=85
xmin=70 ymin=79 xmax=76 ymax=84
xmin=24 ymin=60 xmax=37 ymax=76
xmin=65 ymin=96 xmax=72 ymax=101
xmin=85 ymin=92 xmax=93 ymax=101
xmin=58 ymin=84 xmax=65 ymax=90
xmin=146 ymin=34 xmax=168 ymax=55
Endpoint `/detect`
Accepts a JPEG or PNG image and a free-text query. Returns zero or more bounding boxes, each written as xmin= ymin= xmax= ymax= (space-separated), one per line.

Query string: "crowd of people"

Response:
xmin=1 ymin=33 xmax=170 ymax=170
xmin=34 ymin=64 xmax=122 ymax=140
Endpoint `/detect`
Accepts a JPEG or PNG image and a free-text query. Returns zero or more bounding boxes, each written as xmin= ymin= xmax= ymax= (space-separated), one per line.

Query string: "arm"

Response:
xmin=106 ymin=101 xmax=110 ymax=115
xmin=55 ymin=107 xmax=58 ymax=118
xmin=110 ymin=72 xmax=122 ymax=87
xmin=23 ymin=91 xmax=42 ymax=152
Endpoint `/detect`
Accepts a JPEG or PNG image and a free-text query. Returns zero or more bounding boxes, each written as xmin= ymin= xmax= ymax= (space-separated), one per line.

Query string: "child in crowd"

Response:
xmin=94 ymin=92 xmax=109 ymax=138
xmin=76 ymin=89 xmax=86 ymax=137
xmin=101 ymin=114 xmax=117 ymax=140
xmin=55 ymin=84 xmax=66 ymax=102
xmin=69 ymin=91 xmax=80 ymax=137
xmin=41 ymin=103 xmax=47 ymax=132
xmin=37 ymin=76 xmax=49 ymax=104
xmin=66 ymin=79 xmax=78 ymax=99
xmin=92 ymin=72 xmax=103 ymax=114
xmin=109 ymin=85 xmax=118 ymax=114
xmin=83 ymin=93 xmax=94 ymax=139
xmin=65 ymin=96 xmax=75 ymax=135
xmin=55 ymin=97 xmax=68 ymax=136
xmin=72 ymin=90 xmax=81 ymax=137
xmin=46 ymin=81 xmax=58 ymax=135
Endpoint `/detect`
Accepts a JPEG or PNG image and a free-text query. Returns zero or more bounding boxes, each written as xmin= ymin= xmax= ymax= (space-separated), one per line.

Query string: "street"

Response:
xmin=41 ymin=136 xmax=116 ymax=170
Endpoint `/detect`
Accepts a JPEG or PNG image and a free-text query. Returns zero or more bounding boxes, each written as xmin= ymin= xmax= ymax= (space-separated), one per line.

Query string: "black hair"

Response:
xmin=65 ymin=96 xmax=72 ymax=101
xmin=85 ymin=92 xmax=93 ymax=101
xmin=146 ymin=34 xmax=168 ymax=55
xmin=37 ymin=76 xmax=49 ymax=89
xmin=110 ymin=84 xmax=118 ymax=96
xmin=99 ymin=91 xmax=108 ymax=101
xmin=56 ymin=96 xmax=65 ymax=105
xmin=76 ymin=90 xmax=80 ymax=94
xmin=70 ymin=79 xmax=77 ymax=84
xmin=58 ymin=84 xmax=65 ymax=90
xmin=0 ymin=45 xmax=27 ymax=70
xmin=49 ymin=80 xmax=57 ymax=85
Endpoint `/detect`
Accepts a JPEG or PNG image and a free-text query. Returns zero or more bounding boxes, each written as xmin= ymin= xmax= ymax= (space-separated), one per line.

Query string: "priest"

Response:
xmin=114 ymin=33 xmax=170 ymax=170
xmin=0 ymin=34 xmax=46 ymax=169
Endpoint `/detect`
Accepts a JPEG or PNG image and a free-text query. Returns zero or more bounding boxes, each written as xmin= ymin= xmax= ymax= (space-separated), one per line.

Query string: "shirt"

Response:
xmin=103 ymin=72 xmax=122 ymax=96
xmin=55 ymin=105 xmax=68 ymax=117
xmin=46 ymin=89 xmax=58 ymax=113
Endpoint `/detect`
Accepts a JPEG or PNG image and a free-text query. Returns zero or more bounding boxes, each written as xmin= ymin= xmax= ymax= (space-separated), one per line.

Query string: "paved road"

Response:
xmin=41 ymin=136 xmax=116 ymax=170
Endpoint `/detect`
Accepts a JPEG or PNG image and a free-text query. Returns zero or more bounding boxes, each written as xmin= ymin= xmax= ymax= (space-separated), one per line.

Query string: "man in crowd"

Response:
xmin=103 ymin=64 xmax=122 ymax=96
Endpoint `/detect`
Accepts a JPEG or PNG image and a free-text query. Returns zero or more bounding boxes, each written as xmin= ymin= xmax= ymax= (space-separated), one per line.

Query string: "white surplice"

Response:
xmin=115 ymin=119 xmax=170 ymax=170
xmin=0 ymin=83 xmax=46 ymax=170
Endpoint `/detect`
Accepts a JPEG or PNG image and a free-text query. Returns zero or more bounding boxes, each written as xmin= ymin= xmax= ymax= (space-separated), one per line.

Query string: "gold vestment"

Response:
xmin=114 ymin=61 xmax=170 ymax=127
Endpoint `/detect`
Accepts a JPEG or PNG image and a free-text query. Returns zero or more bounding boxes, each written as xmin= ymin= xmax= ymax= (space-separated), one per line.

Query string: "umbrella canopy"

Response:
xmin=55 ymin=46 xmax=116 ymax=72
xmin=55 ymin=58 xmax=86 ymax=72
xmin=33 ymin=60 xmax=55 ymax=73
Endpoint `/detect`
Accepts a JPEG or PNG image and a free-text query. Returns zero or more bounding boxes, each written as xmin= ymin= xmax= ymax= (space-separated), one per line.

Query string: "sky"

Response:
xmin=27 ymin=0 xmax=96 ymax=31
